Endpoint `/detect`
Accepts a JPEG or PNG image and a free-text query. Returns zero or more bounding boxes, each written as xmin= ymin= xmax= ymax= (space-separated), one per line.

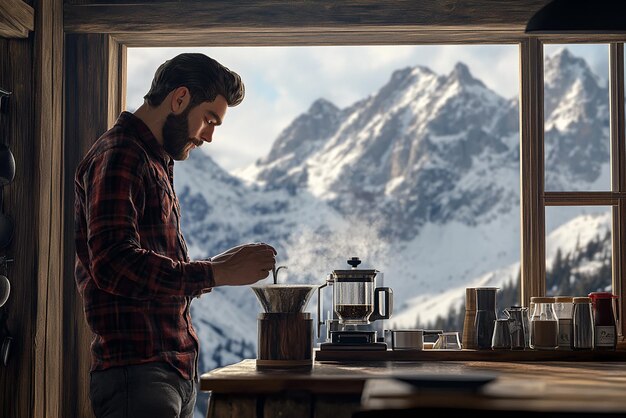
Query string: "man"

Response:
xmin=74 ymin=53 xmax=276 ymax=418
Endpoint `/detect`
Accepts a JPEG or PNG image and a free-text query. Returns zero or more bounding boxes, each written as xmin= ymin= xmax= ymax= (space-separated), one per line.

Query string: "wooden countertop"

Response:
xmin=360 ymin=361 xmax=626 ymax=415
xmin=200 ymin=359 xmax=626 ymax=417
xmin=200 ymin=358 xmax=626 ymax=400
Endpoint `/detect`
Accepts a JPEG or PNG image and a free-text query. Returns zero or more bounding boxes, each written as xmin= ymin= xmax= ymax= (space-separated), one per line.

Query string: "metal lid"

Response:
xmin=530 ymin=297 xmax=555 ymax=303
xmin=554 ymin=296 xmax=574 ymax=303
xmin=332 ymin=270 xmax=377 ymax=281
xmin=332 ymin=257 xmax=377 ymax=282
xmin=573 ymin=297 xmax=592 ymax=304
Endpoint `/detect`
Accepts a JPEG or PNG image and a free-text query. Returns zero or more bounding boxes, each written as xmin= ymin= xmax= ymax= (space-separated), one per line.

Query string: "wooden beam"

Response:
xmin=544 ymin=192 xmax=621 ymax=206
xmin=64 ymin=0 xmax=551 ymax=34
xmin=64 ymin=33 xmax=124 ymax=418
xmin=0 ymin=0 xmax=34 ymax=38
xmin=519 ymin=37 xmax=546 ymax=307
xmin=33 ymin=0 xmax=64 ymax=416
xmin=110 ymin=31 xmax=626 ymax=48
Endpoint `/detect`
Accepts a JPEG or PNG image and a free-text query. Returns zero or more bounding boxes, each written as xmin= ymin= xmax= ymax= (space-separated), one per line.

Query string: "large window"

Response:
xmin=124 ymin=40 xmax=626 ymax=418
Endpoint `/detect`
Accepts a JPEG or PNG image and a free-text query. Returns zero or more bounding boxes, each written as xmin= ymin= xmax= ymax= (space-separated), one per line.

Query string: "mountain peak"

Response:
xmin=550 ymin=47 xmax=575 ymax=65
xmin=447 ymin=62 xmax=484 ymax=87
xmin=308 ymin=98 xmax=339 ymax=115
xmin=545 ymin=48 xmax=598 ymax=83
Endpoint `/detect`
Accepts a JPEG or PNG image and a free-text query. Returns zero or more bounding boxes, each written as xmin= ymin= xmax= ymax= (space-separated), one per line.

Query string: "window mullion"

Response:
xmin=609 ymin=43 xmax=626 ymax=339
xmin=520 ymin=37 xmax=546 ymax=308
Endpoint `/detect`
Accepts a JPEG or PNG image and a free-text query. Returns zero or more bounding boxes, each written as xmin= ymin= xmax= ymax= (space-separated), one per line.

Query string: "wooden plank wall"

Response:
xmin=0 ymin=25 xmax=37 ymax=418
xmin=0 ymin=0 xmax=63 ymax=418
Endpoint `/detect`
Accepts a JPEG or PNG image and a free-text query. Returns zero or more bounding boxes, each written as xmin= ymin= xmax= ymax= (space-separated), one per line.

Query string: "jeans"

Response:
xmin=89 ymin=362 xmax=197 ymax=418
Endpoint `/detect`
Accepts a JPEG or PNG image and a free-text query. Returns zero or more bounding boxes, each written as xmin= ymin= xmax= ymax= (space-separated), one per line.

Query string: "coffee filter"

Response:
xmin=252 ymin=284 xmax=317 ymax=313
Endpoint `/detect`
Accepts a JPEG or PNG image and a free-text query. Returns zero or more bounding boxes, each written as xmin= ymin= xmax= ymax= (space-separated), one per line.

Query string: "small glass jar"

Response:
xmin=529 ymin=297 xmax=558 ymax=350
xmin=553 ymin=296 xmax=573 ymax=350
xmin=572 ymin=297 xmax=594 ymax=350
xmin=588 ymin=292 xmax=618 ymax=351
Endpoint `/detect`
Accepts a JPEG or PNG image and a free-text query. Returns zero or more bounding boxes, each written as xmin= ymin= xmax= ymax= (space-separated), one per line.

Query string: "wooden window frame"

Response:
xmin=61 ymin=6 xmax=626 ymax=417
xmin=533 ymin=40 xmax=626 ymax=339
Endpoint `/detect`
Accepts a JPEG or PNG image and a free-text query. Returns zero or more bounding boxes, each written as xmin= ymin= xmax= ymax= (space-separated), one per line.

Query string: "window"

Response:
xmin=545 ymin=206 xmax=612 ymax=296
xmin=541 ymin=42 xmax=625 ymax=321
xmin=122 ymin=38 xmax=626 ymax=418
xmin=544 ymin=44 xmax=610 ymax=192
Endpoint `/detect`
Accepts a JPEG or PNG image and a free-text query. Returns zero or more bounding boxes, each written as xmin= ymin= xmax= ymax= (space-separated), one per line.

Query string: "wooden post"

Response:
xmin=610 ymin=43 xmax=626 ymax=339
xmin=63 ymin=33 xmax=125 ymax=418
xmin=519 ymin=37 xmax=546 ymax=307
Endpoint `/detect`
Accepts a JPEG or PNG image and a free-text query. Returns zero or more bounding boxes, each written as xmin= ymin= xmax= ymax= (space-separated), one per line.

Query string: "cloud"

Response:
xmin=126 ymin=44 xmax=605 ymax=172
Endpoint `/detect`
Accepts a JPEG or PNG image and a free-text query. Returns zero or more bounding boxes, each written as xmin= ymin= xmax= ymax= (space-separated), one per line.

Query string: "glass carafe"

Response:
xmin=334 ymin=276 xmax=375 ymax=324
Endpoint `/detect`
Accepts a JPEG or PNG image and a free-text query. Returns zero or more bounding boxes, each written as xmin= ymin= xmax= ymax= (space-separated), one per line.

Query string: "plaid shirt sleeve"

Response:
xmin=81 ymin=144 xmax=214 ymax=299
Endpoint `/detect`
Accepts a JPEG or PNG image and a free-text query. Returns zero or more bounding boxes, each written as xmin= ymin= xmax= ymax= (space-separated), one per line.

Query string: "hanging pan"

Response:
xmin=0 ymin=143 xmax=15 ymax=187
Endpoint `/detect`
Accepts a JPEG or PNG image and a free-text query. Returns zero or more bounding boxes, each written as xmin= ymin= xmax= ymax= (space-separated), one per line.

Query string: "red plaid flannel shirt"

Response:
xmin=74 ymin=112 xmax=214 ymax=380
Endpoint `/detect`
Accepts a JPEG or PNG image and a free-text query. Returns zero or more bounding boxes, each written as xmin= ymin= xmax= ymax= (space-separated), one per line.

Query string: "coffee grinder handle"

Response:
xmin=317 ymin=282 xmax=328 ymax=338
xmin=371 ymin=287 xmax=393 ymax=321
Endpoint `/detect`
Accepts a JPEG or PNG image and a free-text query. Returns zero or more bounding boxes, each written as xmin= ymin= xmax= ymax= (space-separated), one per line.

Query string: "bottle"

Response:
xmin=553 ymin=296 xmax=573 ymax=350
xmin=529 ymin=297 xmax=558 ymax=350
xmin=588 ymin=292 xmax=618 ymax=351
xmin=571 ymin=297 xmax=594 ymax=351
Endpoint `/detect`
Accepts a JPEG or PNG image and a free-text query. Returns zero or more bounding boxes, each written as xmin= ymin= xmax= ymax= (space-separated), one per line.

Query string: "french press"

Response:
xmin=317 ymin=257 xmax=393 ymax=348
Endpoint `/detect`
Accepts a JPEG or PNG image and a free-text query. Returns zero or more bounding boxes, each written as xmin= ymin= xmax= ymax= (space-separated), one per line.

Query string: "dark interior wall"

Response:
xmin=0 ymin=0 xmax=64 ymax=417
xmin=0 ymin=23 xmax=37 ymax=418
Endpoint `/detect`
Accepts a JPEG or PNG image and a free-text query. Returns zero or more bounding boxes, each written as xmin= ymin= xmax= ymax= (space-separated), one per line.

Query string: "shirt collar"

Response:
xmin=116 ymin=111 xmax=172 ymax=167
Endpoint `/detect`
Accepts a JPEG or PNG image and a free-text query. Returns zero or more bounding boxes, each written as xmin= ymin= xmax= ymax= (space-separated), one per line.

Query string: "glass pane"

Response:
xmin=545 ymin=206 xmax=612 ymax=297
xmin=127 ymin=45 xmax=520 ymax=416
xmin=544 ymin=44 xmax=610 ymax=191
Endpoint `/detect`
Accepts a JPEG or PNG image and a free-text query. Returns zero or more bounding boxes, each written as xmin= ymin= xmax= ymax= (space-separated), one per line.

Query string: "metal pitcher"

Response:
xmin=504 ymin=306 xmax=527 ymax=350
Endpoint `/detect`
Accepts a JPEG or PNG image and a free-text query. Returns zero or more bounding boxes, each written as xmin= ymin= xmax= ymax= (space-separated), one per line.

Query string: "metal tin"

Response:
xmin=388 ymin=329 xmax=424 ymax=350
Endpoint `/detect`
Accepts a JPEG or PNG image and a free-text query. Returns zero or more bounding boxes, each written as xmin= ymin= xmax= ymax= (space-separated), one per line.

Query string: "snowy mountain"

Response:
xmin=241 ymin=62 xmax=520 ymax=240
xmin=544 ymin=48 xmax=610 ymax=189
xmin=175 ymin=48 xmax=611 ymax=416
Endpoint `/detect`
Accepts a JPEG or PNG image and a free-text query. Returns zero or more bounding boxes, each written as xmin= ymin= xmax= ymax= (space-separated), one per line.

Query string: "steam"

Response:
xmin=280 ymin=215 xmax=391 ymax=284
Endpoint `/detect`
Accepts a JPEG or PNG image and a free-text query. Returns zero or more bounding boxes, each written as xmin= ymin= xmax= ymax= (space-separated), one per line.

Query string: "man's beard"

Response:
xmin=162 ymin=105 xmax=196 ymax=161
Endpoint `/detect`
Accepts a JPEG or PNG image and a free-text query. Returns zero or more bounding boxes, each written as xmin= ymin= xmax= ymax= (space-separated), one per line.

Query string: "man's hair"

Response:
xmin=144 ymin=53 xmax=245 ymax=108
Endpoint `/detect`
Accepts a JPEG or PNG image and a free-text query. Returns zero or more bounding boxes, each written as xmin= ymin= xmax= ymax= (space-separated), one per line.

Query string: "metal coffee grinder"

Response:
xmin=317 ymin=257 xmax=393 ymax=350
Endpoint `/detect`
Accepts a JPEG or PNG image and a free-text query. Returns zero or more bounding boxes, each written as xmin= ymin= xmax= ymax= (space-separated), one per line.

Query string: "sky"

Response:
xmin=126 ymin=44 xmax=609 ymax=172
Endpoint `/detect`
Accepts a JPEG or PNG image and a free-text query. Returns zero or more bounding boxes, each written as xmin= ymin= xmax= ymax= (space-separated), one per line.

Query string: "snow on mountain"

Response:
xmin=544 ymin=48 xmax=610 ymax=189
xmin=389 ymin=209 xmax=611 ymax=328
xmin=173 ymin=49 xmax=610 ymax=415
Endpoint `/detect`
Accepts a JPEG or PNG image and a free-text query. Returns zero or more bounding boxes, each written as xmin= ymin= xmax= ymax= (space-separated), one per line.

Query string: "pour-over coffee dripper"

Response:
xmin=252 ymin=285 xmax=316 ymax=314
xmin=251 ymin=277 xmax=317 ymax=370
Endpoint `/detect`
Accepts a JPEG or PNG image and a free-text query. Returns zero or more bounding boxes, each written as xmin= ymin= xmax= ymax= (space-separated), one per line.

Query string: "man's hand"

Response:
xmin=210 ymin=242 xmax=277 ymax=287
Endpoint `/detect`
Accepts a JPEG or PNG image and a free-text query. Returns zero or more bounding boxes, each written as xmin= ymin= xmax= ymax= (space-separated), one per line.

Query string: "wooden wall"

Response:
xmin=0 ymin=0 xmax=64 ymax=417
xmin=63 ymin=33 xmax=124 ymax=418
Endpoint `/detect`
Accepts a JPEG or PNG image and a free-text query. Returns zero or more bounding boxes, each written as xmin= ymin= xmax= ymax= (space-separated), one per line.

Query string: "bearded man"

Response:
xmin=74 ymin=53 xmax=277 ymax=418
